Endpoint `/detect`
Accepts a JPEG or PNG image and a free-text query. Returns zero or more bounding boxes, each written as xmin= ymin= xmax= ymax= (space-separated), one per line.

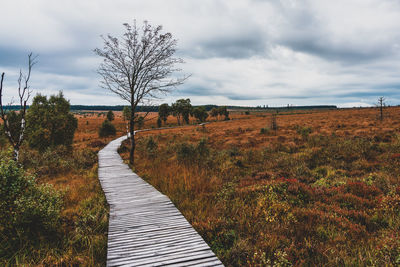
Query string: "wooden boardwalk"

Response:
xmin=98 ymin=135 xmax=223 ymax=267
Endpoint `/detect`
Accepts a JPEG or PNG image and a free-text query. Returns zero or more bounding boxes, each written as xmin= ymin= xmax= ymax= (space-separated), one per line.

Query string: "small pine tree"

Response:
xmin=106 ymin=110 xmax=115 ymax=121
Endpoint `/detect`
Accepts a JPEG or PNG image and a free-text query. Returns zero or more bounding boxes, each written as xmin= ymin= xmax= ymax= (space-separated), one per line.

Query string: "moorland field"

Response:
xmin=120 ymin=107 xmax=400 ymax=266
xmin=1 ymin=107 xmax=400 ymax=266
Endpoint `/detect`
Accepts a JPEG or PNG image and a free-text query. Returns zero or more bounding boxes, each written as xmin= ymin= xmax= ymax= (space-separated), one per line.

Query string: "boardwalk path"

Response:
xmin=98 ymin=135 xmax=223 ymax=266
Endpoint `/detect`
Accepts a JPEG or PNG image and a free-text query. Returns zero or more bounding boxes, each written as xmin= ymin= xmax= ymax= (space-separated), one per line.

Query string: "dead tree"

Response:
xmin=0 ymin=53 xmax=37 ymax=160
xmin=378 ymin=96 xmax=385 ymax=122
xmin=94 ymin=20 xmax=187 ymax=165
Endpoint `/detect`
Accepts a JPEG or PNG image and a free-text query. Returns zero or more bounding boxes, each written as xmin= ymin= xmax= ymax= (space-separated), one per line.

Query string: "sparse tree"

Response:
xmin=0 ymin=53 xmax=37 ymax=160
xmin=218 ymin=106 xmax=230 ymax=120
xmin=210 ymin=107 xmax=219 ymax=120
xmin=172 ymin=98 xmax=192 ymax=125
xmin=106 ymin=110 xmax=115 ymax=121
xmin=192 ymin=106 xmax=208 ymax=123
xmin=94 ymin=21 xmax=187 ymax=165
xmin=25 ymin=92 xmax=78 ymax=152
xmin=158 ymin=103 xmax=170 ymax=125
xmin=378 ymin=97 xmax=385 ymax=122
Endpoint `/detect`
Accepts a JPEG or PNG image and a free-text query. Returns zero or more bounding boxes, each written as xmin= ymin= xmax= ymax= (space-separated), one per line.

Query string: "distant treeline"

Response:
xmin=3 ymin=104 xmax=338 ymax=112
xmin=237 ymin=105 xmax=338 ymax=110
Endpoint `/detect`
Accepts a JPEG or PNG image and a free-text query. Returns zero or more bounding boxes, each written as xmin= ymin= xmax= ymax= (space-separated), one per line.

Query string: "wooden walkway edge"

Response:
xmin=98 ymin=135 xmax=223 ymax=266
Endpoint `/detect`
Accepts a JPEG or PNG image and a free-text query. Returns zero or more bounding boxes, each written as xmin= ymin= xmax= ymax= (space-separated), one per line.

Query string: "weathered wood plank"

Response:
xmin=99 ymin=135 xmax=223 ymax=266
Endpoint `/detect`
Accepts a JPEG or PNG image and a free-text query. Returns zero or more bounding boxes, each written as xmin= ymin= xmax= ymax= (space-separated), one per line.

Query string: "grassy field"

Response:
xmin=118 ymin=107 xmax=400 ymax=266
xmin=0 ymin=112 xmax=126 ymax=266
xmin=2 ymin=107 xmax=400 ymax=266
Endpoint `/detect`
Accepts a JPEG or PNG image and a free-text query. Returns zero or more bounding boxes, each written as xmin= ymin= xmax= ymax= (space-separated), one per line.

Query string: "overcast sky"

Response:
xmin=1 ymin=0 xmax=400 ymax=107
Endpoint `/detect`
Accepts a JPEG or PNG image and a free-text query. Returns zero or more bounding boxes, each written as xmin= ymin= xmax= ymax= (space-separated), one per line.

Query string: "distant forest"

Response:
xmin=3 ymin=104 xmax=338 ymax=112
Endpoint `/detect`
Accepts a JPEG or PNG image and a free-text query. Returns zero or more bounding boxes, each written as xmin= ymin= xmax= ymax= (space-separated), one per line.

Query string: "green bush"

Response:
xmin=175 ymin=139 xmax=210 ymax=166
xmin=25 ymin=92 xmax=78 ymax=152
xmin=0 ymin=150 xmax=62 ymax=256
xmin=99 ymin=120 xmax=116 ymax=137
xmin=176 ymin=142 xmax=196 ymax=165
xmin=106 ymin=110 xmax=115 ymax=121
xmin=192 ymin=106 xmax=209 ymax=122
xmin=0 ymin=123 xmax=7 ymax=147
xmin=73 ymin=148 xmax=98 ymax=169
xmin=1 ymin=111 xmax=22 ymax=143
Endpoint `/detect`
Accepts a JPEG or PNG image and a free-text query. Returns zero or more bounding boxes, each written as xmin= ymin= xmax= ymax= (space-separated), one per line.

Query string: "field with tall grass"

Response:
xmin=119 ymin=107 xmax=400 ymax=266
xmin=2 ymin=107 xmax=400 ymax=266
xmin=0 ymin=111 xmax=126 ymax=266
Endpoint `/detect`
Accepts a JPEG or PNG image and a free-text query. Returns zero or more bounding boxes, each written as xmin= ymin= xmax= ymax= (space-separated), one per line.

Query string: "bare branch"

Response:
xmin=94 ymin=20 xmax=188 ymax=165
xmin=0 ymin=53 xmax=37 ymax=160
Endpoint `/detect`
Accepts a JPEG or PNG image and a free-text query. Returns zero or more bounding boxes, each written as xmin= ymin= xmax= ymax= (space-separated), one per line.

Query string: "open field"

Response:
xmin=118 ymin=107 xmax=400 ymax=266
xmin=0 ymin=111 xmax=127 ymax=265
xmin=2 ymin=107 xmax=399 ymax=266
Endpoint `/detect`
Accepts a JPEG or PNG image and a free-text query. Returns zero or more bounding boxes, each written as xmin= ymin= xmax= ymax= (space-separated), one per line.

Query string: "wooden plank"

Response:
xmin=98 ymin=135 xmax=223 ymax=266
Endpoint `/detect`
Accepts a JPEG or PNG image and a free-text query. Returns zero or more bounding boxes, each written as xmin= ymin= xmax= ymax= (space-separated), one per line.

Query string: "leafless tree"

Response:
xmin=377 ymin=96 xmax=385 ymax=122
xmin=0 ymin=53 xmax=37 ymax=160
xmin=94 ymin=20 xmax=187 ymax=165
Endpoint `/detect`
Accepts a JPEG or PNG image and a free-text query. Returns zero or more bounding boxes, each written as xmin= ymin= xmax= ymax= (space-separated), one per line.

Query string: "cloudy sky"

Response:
xmin=1 ymin=0 xmax=400 ymax=107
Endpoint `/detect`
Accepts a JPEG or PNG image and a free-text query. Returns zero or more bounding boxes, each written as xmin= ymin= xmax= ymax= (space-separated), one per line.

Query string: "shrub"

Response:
xmin=176 ymin=142 xmax=196 ymax=165
xmin=145 ymin=136 xmax=158 ymax=157
xmin=99 ymin=120 xmax=116 ymax=137
xmin=122 ymin=106 xmax=131 ymax=121
xmin=192 ymin=106 xmax=209 ymax=123
xmin=260 ymin=127 xmax=271 ymax=135
xmin=1 ymin=111 xmax=22 ymax=143
xmin=297 ymin=126 xmax=312 ymax=140
xmin=137 ymin=116 xmax=144 ymax=129
xmin=73 ymin=148 xmax=98 ymax=169
xmin=175 ymin=139 xmax=211 ymax=167
xmin=88 ymin=140 xmax=106 ymax=148
xmin=0 ymin=123 xmax=7 ymax=147
xmin=25 ymin=92 xmax=78 ymax=152
xmin=158 ymin=103 xmax=170 ymax=124
xmin=0 ymin=151 xmax=62 ymax=256
xmin=106 ymin=110 xmax=114 ymax=121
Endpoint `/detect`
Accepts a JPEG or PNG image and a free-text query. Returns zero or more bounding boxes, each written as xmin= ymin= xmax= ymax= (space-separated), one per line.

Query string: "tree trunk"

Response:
xmin=129 ymin=117 xmax=135 ymax=166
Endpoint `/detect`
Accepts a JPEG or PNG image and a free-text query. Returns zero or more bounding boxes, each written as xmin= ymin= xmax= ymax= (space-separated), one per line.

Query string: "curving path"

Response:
xmin=98 ymin=135 xmax=223 ymax=267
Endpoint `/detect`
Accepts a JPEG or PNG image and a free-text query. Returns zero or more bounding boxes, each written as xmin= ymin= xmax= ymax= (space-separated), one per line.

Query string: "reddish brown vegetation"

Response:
xmin=119 ymin=107 xmax=400 ymax=266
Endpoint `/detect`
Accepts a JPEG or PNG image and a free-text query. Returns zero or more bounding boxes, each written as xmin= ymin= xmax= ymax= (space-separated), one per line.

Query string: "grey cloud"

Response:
xmin=1 ymin=0 xmax=400 ymax=106
xmin=186 ymin=33 xmax=268 ymax=59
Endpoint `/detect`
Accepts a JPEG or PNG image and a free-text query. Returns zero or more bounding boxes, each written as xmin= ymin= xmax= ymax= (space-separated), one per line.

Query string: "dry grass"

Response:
xmin=119 ymin=106 xmax=400 ymax=266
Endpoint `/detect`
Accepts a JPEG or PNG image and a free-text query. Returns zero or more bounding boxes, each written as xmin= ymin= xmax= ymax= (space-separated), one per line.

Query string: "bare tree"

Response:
xmin=377 ymin=96 xmax=385 ymax=122
xmin=0 ymin=53 xmax=37 ymax=160
xmin=94 ymin=21 xmax=187 ymax=165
